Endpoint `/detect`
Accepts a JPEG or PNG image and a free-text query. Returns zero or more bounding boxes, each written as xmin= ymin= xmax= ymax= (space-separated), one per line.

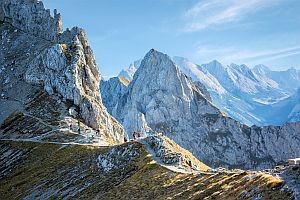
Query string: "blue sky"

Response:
xmin=43 ymin=0 xmax=300 ymax=78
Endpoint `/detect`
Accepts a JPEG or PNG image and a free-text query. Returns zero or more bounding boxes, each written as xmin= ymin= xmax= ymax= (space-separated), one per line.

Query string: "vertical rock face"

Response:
xmin=106 ymin=49 xmax=300 ymax=169
xmin=0 ymin=0 xmax=125 ymax=143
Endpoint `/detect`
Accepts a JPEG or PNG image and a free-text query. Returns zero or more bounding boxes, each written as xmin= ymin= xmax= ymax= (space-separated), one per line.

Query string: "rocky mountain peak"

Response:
xmin=210 ymin=59 xmax=222 ymax=65
xmin=199 ymin=60 xmax=228 ymax=78
xmin=206 ymin=59 xmax=223 ymax=69
xmin=0 ymin=0 xmax=125 ymax=144
xmin=252 ymin=64 xmax=270 ymax=75
xmin=108 ymin=49 xmax=221 ymax=144
xmin=139 ymin=49 xmax=174 ymax=71
xmin=118 ymin=59 xmax=141 ymax=81
xmin=131 ymin=49 xmax=205 ymax=103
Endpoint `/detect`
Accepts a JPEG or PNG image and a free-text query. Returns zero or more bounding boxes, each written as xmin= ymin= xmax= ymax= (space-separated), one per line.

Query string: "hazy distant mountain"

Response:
xmin=118 ymin=59 xmax=142 ymax=81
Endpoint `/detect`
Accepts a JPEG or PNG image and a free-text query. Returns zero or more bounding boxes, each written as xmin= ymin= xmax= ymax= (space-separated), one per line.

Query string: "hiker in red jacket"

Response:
xmin=137 ymin=132 xmax=141 ymax=138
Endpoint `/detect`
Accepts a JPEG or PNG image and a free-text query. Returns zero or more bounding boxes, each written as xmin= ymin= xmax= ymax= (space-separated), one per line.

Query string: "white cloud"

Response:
xmin=184 ymin=0 xmax=282 ymax=31
xmin=195 ymin=45 xmax=300 ymax=64
xmin=224 ymin=46 xmax=300 ymax=62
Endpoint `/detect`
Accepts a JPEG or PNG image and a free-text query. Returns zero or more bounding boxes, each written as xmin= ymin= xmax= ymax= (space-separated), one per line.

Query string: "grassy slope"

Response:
xmin=0 ymin=141 xmax=293 ymax=200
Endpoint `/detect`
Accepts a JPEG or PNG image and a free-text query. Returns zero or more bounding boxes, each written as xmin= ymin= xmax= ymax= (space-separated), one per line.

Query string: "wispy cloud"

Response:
xmin=225 ymin=46 xmax=300 ymax=62
xmin=195 ymin=45 xmax=300 ymax=64
xmin=184 ymin=0 xmax=282 ymax=32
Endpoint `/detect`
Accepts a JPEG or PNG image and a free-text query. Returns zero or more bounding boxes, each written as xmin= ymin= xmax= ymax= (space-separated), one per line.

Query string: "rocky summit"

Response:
xmin=0 ymin=0 xmax=299 ymax=199
xmin=101 ymin=49 xmax=300 ymax=170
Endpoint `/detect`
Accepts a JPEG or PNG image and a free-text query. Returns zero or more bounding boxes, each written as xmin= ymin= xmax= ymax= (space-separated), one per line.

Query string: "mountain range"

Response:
xmin=101 ymin=49 xmax=300 ymax=169
xmin=118 ymin=57 xmax=300 ymax=126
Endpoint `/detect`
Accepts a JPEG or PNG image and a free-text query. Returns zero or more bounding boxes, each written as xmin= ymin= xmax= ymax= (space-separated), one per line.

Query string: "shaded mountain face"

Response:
xmin=0 ymin=0 xmax=125 ymax=144
xmin=102 ymin=49 xmax=300 ymax=169
xmin=117 ymin=56 xmax=300 ymax=126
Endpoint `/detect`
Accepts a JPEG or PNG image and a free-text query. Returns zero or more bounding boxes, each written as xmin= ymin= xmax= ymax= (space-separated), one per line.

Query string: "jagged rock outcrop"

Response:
xmin=97 ymin=143 xmax=141 ymax=173
xmin=103 ymin=49 xmax=300 ymax=169
xmin=0 ymin=0 xmax=125 ymax=143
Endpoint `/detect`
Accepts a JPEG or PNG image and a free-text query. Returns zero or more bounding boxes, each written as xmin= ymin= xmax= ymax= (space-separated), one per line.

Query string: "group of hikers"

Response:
xmin=124 ymin=131 xmax=142 ymax=143
xmin=132 ymin=131 xmax=141 ymax=140
xmin=68 ymin=120 xmax=144 ymax=143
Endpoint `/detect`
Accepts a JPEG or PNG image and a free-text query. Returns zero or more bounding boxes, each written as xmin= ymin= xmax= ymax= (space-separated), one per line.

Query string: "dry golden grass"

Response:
xmin=0 ymin=141 xmax=293 ymax=200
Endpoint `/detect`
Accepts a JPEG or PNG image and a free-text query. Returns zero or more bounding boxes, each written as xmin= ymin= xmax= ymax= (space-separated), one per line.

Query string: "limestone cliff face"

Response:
xmin=0 ymin=0 xmax=125 ymax=143
xmin=103 ymin=49 xmax=300 ymax=169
